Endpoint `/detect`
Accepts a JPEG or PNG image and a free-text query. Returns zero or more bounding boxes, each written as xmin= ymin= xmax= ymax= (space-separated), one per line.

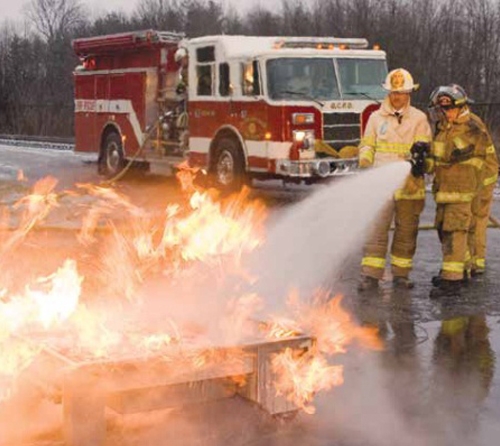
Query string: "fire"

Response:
xmin=0 ymin=169 xmax=381 ymax=418
xmin=76 ymin=183 xmax=145 ymax=245
xmin=30 ymin=260 xmax=82 ymax=328
xmin=175 ymin=160 xmax=201 ymax=194
xmin=161 ymin=188 xmax=265 ymax=264
xmin=1 ymin=176 xmax=59 ymax=256
xmin=0 ymin=260 xmax=82 ymax=402
xmin=0 ymin=338 xmax=39 ymax=402
xmin=272 ymin=347 xmax=344 ymax=414
xmin=73 ymin=177 xmax=266 ymax=303
xmin=266 ymin=291 xmax=383 ymax=414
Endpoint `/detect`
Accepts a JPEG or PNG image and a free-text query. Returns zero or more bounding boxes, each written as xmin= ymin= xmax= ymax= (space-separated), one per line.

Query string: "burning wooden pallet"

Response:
xmin=23 ymin=334 xmax=313 ymax=446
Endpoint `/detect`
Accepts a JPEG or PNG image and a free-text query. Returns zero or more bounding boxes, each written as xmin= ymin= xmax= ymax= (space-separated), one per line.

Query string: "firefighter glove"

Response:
xmin=409 ymin=141 xmax=430 ymax=177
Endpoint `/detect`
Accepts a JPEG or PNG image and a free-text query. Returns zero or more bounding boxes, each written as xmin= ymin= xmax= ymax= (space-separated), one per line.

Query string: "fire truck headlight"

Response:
xmin=293 ymin=129 xmax=314 ymax=142
xmin=294 ymin=130 xmax=306 ymax=142
xmin=294 ymin=130 xmax=315 ymax=149
xmin=292 ymin=113 xmax=315 ymax=125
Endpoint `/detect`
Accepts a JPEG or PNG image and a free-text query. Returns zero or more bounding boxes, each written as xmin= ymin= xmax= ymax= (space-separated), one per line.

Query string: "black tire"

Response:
xmin=98 ymin=131 xmax=125 ymax=178
xmin=211 ymin=137 xmax=246 ymax=191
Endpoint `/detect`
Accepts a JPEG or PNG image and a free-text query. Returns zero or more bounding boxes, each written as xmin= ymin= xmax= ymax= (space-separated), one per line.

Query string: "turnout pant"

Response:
xmin=435 ymin=202 xmax=473 ymax=281
xmin=361 ymin=199 xmax=425 ymax=280
xmin=468 ymin=183 xmax=496 ymax=272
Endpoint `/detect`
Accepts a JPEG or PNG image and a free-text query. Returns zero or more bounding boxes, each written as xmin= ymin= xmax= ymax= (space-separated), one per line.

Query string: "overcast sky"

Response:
xmin=0 ymin=0 xmax=276 ymax=23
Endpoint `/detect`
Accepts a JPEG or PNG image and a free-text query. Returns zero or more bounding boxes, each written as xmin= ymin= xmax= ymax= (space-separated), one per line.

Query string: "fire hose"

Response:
xmin=489 ymin=214 xmax=500 ymax=228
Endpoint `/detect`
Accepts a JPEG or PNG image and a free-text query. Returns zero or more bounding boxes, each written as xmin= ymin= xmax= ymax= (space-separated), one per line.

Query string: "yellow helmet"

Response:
xmin=174 ymin=47 xmax=188 ymax=63
xmin=382 ymin=68 xmax=419 ymax=93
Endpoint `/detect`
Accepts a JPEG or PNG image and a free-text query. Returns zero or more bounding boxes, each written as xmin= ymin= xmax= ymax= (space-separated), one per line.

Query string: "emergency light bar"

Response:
xmin=274 ymin=37 xmax=369 ymax=50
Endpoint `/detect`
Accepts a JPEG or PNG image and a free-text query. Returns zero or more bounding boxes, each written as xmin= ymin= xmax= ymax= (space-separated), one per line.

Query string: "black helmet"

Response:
xmin=429 ymin=84 xmax=473 ymax=110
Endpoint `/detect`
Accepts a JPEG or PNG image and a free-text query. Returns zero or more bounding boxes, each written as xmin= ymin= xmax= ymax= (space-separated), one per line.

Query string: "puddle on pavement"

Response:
xmin=335 ymin=201 xmax=500 ymax=446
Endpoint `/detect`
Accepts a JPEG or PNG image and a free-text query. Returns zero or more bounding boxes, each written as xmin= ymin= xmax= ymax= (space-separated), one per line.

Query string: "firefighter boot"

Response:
xmin=432 ymin=271 xmax=469 ymax=287
xmin=471 ymin=268 xmax=485 ymax=278
xmin=429 ymin=279 xmax=462 ymax=299
xmin=393 ymin=277 xmax=415 ymax=289
xmin=357 ymin=275 xmax=379 ymax=292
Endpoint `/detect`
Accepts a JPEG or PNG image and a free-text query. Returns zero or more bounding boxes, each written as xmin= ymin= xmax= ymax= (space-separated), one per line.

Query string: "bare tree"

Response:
xmin=281 ymin=0 xmax=313 ymax=36
xmin=25 ymin=0 xmax=85 ymax=41
xmin=183 ymin=0 xmax=224 ymax=37
xmin=244 ymin=7 xmax=282 ymax=36
xmin=134 ymin=0 xmax=184 ymax=31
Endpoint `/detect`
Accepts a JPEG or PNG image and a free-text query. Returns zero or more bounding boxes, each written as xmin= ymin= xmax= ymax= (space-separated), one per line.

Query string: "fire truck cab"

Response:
xmin=73 ymin=30 xmax=387 ymax=189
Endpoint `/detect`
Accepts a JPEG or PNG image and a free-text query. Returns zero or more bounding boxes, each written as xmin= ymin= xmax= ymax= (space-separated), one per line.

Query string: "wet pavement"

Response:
xmin=1 ymin=144 xmax=500 ymax=445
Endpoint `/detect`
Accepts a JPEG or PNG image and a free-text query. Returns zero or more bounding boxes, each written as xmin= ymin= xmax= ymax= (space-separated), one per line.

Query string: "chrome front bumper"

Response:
xmin=275 ymin=157 xmax=359 ymax=178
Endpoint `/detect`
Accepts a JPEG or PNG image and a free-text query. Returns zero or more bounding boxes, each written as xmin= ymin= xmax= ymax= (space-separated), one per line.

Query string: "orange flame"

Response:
xmin=1 ymin=176 xmax=59 ymax=256
xmin=263 ymin=291 xmax=383 ymax=414
xmin=0 ymin=260 xmax=82 ymax=401
xmin=175 ymin=160 xmax=201 ymax=194
xmin=272 ymin=347 xmax=344 ymax=414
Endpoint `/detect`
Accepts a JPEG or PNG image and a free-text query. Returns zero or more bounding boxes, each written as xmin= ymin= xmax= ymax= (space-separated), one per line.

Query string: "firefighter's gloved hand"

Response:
xmin=409 ymin=157 xmax=425 ymax=177
xmin=410 ymin=141 xmax=430 ymax=159
xmin=409 ymin=141 xmax=430 ymax=177
xmin=450 ymin=145 xmax=474 ymax=163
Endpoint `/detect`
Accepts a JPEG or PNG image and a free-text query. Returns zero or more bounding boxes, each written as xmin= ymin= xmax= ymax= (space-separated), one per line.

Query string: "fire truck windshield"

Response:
xmin=337 ymin=58 xmax=387 ymax=100
xmin=267 ymin=58 xmax=341 ymax=101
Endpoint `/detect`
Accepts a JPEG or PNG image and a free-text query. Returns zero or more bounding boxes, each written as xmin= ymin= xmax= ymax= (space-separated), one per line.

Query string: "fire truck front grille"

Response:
xmin=322 ymin=112 xmax=361 ymax=150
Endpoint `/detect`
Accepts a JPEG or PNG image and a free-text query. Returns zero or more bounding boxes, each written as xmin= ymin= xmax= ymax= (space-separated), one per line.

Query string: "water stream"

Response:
xmin=248 ymin=162 xmax=411 ymax=311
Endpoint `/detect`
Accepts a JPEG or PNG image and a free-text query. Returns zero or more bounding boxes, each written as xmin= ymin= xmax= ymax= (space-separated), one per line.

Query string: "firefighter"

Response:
xmin=357 ymin=68 xmax=432 ymax=291
xmin=174 ymin=47 xmax=190 ymax=149
xmin=469 ymin=122 xmax=499 ymax=276
xmin=428 ymin=85 xmax=488 ymax=298
xmin=174 ymin=47 xmax=189 ymax=95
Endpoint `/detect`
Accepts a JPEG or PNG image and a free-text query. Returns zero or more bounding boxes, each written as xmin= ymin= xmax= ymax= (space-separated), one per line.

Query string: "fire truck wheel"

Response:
xmin=99 ymin=132 xmax=125 ymax=178
xmin=212 ymin=137 xmax=246 ymax=191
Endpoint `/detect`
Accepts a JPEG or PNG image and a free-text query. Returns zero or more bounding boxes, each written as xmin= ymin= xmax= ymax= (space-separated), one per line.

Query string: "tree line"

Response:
xmin=1 ymin=0 xmax=500 ymax=142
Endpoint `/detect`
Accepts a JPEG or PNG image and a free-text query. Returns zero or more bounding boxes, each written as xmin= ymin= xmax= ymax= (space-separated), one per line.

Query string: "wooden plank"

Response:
xmin=238 ymin=337 xmax=313 ymax=415
xmin=106 ymin=377 xmax=240 ymax=414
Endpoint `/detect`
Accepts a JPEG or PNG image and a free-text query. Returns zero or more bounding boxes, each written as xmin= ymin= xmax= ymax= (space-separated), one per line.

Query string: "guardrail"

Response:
xmin=0 ymin=134 xmax=74 ymax=151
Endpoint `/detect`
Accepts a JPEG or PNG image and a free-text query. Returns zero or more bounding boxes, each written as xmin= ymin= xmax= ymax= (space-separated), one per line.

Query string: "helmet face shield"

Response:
xmin=437 ymin=95 xmax=457 ymax=110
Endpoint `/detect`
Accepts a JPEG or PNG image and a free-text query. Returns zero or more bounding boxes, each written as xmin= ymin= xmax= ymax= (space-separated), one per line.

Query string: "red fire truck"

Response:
xmin=72 ymin=30 xmax=387 ymax=189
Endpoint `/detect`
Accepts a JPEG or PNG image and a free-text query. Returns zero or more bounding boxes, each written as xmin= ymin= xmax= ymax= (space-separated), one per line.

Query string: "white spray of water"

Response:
xmin=247 ymin=162 xmax=411 ymax=310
